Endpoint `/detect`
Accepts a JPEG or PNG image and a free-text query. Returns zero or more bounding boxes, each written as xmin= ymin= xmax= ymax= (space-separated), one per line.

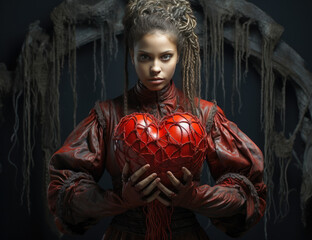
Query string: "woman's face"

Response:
xmin=131 ymin=31 xmax=179 ymax=91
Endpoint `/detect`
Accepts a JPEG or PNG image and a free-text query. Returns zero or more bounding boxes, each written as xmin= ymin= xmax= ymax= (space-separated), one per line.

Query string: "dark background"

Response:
xmin=1 ymin=0 xmax=312 ymax=239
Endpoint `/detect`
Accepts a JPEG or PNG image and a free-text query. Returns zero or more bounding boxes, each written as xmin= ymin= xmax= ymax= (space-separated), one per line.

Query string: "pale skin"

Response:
xmin=122 ymin=30 xmax=194 ymax=206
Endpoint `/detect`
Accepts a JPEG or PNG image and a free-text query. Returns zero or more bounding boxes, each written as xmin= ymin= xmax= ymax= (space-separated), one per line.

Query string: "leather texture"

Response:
xmin=47 ymin=80 xmax=266 ymax=238
xmin=113 ymin=112 xmax=208 ymax=189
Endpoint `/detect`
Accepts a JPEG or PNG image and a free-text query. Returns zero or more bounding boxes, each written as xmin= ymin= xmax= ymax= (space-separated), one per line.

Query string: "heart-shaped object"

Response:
xmin=113 ymin=112 xmax=208 ymax=188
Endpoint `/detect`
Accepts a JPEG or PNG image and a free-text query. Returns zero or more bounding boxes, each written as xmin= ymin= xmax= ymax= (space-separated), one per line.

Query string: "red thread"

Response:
xmin=113 ymin=112 xmax=208 ymax=190
xmin=144 ymin=200 xmax=173 ymax=240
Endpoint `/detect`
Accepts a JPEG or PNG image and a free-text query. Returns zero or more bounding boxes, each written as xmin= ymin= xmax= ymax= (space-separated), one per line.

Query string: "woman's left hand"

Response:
xmin=156 ymin=167 xmax=198 ymax=207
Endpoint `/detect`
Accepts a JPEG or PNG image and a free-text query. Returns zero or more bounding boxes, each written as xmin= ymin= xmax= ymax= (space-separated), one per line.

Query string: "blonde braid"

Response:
xmin=171 ymin=0 xmax=201 ymax=113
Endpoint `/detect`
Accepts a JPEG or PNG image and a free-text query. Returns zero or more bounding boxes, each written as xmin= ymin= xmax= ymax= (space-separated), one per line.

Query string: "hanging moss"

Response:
xmin=197 ymin=0 xmax=312 ymax=236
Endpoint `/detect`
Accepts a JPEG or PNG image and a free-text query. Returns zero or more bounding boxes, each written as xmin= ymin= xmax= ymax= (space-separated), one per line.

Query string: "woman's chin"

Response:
xmin=147 ymin=86 xmax=165 ymax=91
xmin=142 ymin=80 xmax=169 ymax=91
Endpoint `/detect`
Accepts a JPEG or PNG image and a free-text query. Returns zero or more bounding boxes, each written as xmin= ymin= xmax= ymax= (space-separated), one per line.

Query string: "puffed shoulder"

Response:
xmin=196 ymin=99 xmax=225 ymax=133
xmin=92 ymin=98 xmax=124 ymax=131
xmin=198 ymin=98 xmax=224 ymax=115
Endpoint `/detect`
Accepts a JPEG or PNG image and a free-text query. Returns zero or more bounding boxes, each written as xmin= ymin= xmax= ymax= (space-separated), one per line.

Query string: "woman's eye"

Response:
xmin=138 ymin=54 xmax=150 ymax=61
xmin=161 ymin=54 xmax=172 ymax=61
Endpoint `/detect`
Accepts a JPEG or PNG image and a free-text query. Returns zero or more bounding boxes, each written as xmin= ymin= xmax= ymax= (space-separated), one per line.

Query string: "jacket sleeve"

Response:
xmin=47 ymin=108 xmax=127 ymax=235
xmin=201 ymin=106 xmax=266 ymax=237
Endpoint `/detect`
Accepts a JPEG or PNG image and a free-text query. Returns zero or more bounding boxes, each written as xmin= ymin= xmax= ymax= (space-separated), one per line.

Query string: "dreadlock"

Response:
xmin=122 ymin=0 xmax=201 ymax=115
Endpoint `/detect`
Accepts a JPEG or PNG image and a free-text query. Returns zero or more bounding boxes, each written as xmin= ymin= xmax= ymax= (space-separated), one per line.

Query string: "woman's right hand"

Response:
xmin=121 ymin=162 xmax=160 ymax=209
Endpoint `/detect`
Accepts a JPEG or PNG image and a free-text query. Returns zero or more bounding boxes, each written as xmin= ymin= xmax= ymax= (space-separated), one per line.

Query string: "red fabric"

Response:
xmin=47 ymin=80 xmax=266 ymax=239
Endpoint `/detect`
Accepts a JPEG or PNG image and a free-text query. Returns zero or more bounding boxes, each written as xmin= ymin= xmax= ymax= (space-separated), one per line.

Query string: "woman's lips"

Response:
xmin=148 ymin=78 xmax=165 ymax=84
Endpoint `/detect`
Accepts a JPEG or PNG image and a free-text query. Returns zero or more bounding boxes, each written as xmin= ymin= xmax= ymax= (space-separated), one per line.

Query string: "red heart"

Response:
xmin=113 ymin=112 xmax=208 ymax=188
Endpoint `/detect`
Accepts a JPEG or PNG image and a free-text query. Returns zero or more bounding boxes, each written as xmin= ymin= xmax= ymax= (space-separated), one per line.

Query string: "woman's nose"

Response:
xmin=150 ymin=62 xmax=161 ymax=75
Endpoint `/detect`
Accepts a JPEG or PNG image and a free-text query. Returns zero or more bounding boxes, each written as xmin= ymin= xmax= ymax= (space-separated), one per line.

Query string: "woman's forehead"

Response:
xmin=134 ymin=31 xmax=178 ymax=52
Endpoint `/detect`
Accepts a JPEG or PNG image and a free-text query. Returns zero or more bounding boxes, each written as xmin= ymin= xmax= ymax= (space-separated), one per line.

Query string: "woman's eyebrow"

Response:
xmin=137 ymin=50 xmax=175 ymax=54
xmin=161 ymin=50 xmax=174 ymax=54
xmin=137 ymin=50 xmax=150 ymax=54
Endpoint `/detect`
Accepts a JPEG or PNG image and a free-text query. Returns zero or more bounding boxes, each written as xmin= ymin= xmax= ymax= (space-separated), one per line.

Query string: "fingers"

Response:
xmin=145 ymin=190 xmax=161 ymax=203
xmin=130 ymin=164 xmax=150 ymax=183
xmin=182 ymin=167 xmax=193 ymax=186
xmin=141 ymin=177 xmax=160 ymax=195
xmin=156 ymin=195 xmax=171 ymax=206
xmin=122 ymin=162 xmax=130 ymax=182
xmin=167 ymin=167 xmax=193 ymax=188
xmin=145 ymin=191 xmax=174 ymax=206
xmin=167 ymin=171 xmax=182 ymax=189
xmin=157 ymin=182 xmax=175 ymax=198
xmin=123 ymin=164 xmax=193 ymax=207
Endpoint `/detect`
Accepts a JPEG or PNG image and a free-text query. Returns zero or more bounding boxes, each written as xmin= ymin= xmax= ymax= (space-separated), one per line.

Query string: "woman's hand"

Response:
xmin=157 ymin=167 xmax=247 ymax=218
xmin=156 ymin=167 xmax=198 ymax=207
xmin=121 ymin=162 xmax=161 ymax=209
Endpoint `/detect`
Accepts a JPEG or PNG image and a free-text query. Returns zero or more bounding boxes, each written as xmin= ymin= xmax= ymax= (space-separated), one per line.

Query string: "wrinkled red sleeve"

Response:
xmin=204 ymin=107 xmax=266 ymax=236
xmin=47 ymin=109 xmax=127 ymax=235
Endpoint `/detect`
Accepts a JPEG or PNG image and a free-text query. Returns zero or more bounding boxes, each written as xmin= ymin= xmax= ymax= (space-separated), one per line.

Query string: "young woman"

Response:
xmin=47 ymin=0 xmax=266 ymax=239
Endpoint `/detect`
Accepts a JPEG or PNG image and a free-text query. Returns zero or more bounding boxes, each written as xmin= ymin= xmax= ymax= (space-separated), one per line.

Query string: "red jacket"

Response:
xmin=47 ymin=80 xmax=266 ymax=239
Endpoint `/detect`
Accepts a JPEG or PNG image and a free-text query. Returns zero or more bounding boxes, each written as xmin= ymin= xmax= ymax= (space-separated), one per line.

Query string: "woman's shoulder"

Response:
xmin=197 ymin=98 xmax=224 ymax=116
xmin=192 ymin=98 xmax=227 ymax=131
xmin=91 ymin=95 xmax=124 ymax=129
xmin=94 ymin=94 xmax=124 ymax=113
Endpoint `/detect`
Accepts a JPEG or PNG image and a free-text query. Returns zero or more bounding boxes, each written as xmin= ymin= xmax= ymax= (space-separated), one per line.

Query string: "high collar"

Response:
xmin=133 ymin=80 xmax=177 ymax=105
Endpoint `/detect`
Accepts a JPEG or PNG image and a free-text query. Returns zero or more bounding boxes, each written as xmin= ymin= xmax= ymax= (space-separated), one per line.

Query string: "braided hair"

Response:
xmin=123 ymin=0 xmax=201 ymax=115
